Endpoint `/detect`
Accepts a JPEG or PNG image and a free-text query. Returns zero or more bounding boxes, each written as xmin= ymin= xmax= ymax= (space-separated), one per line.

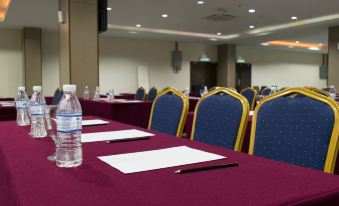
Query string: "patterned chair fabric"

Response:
xmin=262 ymin=88 xmax=271 ymax=96
xmin=250 ymin=88 xmax=339 ymax=173
xmin=135 ymin=87 xmax=146 ymax=101
xmin=56 ymin=90 xmax=64 ymax=104
xmin=240 ymin=88 xmax=257 ymax=110
xmin=147 ymin=87 xmax=157 ymax=102
xmin=149 ymin=88 xmax=188 ymax=137
xmin=192 ymin=88 xmax=249 ymax=151
xmin=52 ymin=88 xmax=60 ymax=105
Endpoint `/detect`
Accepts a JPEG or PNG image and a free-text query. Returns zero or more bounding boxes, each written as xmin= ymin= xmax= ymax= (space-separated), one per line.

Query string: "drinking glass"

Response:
xmin=45 ymin=105 xmax=58 ymax=161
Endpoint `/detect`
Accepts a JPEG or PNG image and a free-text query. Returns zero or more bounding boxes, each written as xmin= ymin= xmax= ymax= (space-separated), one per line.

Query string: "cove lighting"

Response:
xmin=136 ymin=24 xmax=141 ymax=27
xmin=249 ymin=13 xmax=339 ymax=35
xmin=108 ymin=24 xmax=240 ymax=40
xmin=308 ymin=47 xmax=320 ymax=51
xmin=0 ymin=0 xmax=11 ymax=22
xmin=265 ymin=40 xmax=326 ymax=50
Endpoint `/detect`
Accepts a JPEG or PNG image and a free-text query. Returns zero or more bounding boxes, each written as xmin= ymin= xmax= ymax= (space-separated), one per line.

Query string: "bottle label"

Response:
xmin=29 ymin=105 xmax=44 ymax=116
xmin=16 ymin=100 xmax=26 ymax=108
xmin=57 ymin=113 xmax=82 ymax=133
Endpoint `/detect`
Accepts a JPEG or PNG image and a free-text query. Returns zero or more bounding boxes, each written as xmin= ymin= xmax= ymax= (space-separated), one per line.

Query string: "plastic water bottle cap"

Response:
xmin=18 ymin=86 xmax=25 ymax=91
xmin=330 ymin=85 xmax=335 ymax=89
xmin=63 ymin=84 xmax=76 ymax=92
xmin=33 ymin=86 xmax=42 ymax=92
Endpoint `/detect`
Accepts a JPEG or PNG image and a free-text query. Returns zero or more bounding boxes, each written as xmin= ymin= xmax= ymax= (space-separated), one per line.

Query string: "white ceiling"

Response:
xmin=1 ymin=0 xmax=339 ymax=53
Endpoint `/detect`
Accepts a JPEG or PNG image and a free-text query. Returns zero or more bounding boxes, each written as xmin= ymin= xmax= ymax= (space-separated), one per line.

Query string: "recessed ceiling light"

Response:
xmin=249 ymin=25 xmax=255 ymax=29
xmin=217 ymin=32 xmax=222 ymax=35
xmin=308 ymin=47 xmax=320 ymax=51
xmin=261 ymin=43 xmax=269 ymax=46
xmin=296 ymin=41 xmax=300 ymax=43
xmin=197 ymin=1 xmax=204 ymax=5
xmin=210 ymin=38 xmax=217 ymax=41
xmin=291 ymin=16 xmax=298 ymax=20
xmin=161 ymin=14 xmax=168 ymax=18
xmin=136 ymin=24 xmax=141 ymax=27
xmin=248 ymin=9 xmax=255 ymax=13
xmin=107 ymin=7 xmax=112 ymax=11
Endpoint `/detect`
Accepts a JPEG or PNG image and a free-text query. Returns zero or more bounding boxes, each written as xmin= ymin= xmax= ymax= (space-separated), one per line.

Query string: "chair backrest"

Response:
xmin=135 ymin=87 xmax=146 ymax=101
xmin=323 ymin=88 xmax=331 ymax=93
xmin=240 ymin=87 xmax=257 ymax=110
xmin=305 ymin=87 xmax=331 ymax=98
xmin=56 ymin=90 xmax=64 ymax=104
xmin=52 ymin=88 xmax=60 ymax=105
xmin=249 ymin=88 xmax=339 ymax=174
xmin=148 ymin=87 xmax=189 ymax=137
xmin=191 ymin=88 xmax=249 ymax=151
xmin=147 ymin=87 xmax=157 ymax=102
xmin=261 ymin=87 xmax=271 ymax=96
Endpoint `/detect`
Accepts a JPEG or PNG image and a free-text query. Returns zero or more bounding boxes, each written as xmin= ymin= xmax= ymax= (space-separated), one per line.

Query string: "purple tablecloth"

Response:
xmin=0 ymin=97 xmax=14 ymax=101
xmin=188 ymin=97 xmax=199 ymax=112
xmin=1 ymin=117 xmax=339 ymax=205
xmin=0 ymin=106 xmax=16 ymax=121
xmin=45 ymin=97 xmax=153 ymax=128
xmin=79 ymin=99 xmax=153 ymax=128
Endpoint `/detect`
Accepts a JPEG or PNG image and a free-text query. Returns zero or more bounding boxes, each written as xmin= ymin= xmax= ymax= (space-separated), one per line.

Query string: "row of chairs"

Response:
xmin=148 ymin=87 xmax=339 ymax=174
xmin=135 ymin=87 xmax=158 ymax=102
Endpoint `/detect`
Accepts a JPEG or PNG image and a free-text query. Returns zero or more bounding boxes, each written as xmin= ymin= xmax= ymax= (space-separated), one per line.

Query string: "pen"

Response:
xmin=175 ymin=162 xmax=239 ymax=174
xmin=106 ymin=136 xmax=150 ymax=143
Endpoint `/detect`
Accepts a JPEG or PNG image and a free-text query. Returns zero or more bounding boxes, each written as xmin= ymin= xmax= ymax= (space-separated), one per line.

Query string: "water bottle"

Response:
xmin=15 ymin=86 xmax=30 ymax=126
xmin=56 ymin=84 xmax=82 ymax=168
xmin=108 ymin=89 xmax=114 ymax=102
xmin=29 ymin=86 xmax=47 ymax=138
xmin=93 ymin=86 xmax=100 ymax=101
xmin=203 ymin=86 xmax=208 ymax=95
xmin=83 ymin=86 xmax=90 ymax=100
xmin=329 ymin=85 xmax=337 ymax=100
xmin=184 ymin=87 xmax=190 ymax=97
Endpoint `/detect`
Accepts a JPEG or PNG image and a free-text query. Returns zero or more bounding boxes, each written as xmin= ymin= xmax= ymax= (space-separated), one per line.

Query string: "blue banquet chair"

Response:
xmin=191 ymin=88 xmax=250 ymax=151
xmin=240 ymin=87 xmax=257 ymax=110
xmin=249 ymin=87 xmax=339 ymax=174
xmin=146 ymin=87 xmax=158 ymax=102
xmin=261 ymin=87 xmax=271 ymax=96
xmin=148 ymin=87 xmax=189 ymax=137
xmin=135 ymin=87 xmax=146 ymax=101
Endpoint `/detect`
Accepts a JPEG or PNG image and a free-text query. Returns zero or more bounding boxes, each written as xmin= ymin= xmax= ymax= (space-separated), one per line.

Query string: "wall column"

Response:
xmin=217 ymin=44 xmax=236 ymax=87
xmin=23 ymin=27 xmax=42 ymax=94
xmin=328 ymin=26 xmax=339 ymax=89
xmin=59 ymin=0 xmax=99 ymax=96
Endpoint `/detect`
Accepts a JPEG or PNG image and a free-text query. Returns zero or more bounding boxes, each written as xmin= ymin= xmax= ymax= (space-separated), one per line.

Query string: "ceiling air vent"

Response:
xmin=204 ymin=14 xmax=235 ymax=22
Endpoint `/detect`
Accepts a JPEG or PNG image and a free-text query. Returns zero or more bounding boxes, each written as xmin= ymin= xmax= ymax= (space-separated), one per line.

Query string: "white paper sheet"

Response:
xmin=82 ymin=119 xmax=109 ymax=126
xmin=98 ymin=146 xmax=226 ymax=174
xmin=81 ymin=129 xmax=154 ymax=143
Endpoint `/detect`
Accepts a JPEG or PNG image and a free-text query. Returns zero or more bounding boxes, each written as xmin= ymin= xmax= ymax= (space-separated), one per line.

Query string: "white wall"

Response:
xmin=99 ymin=37 xmax=217 ymax=94
xmin=237 ymin=46 xmax=327 ymax=88
xmin=42 ymin=30 xmax=60 ymax=96
xmin=0 ymin=29 xmax=24 ymax=97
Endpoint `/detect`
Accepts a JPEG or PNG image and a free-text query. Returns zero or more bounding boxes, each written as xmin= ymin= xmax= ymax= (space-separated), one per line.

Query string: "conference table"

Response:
xmin=1 ymin=117 xmax=339 ymax=205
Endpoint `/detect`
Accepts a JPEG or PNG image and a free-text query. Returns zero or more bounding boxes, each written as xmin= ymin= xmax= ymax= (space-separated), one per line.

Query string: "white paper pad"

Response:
xmin=249 ymin=111 xmax=254 ymax=116
xmin=81 ymin=129 xmax=155 ymax=143
xmin=117 ymin=100 xmax=142 ymax=103
xmin=98 ymin=146 xmax=226 ymax=174
xmin=82 ymin=119 xmax=109 ymax=126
